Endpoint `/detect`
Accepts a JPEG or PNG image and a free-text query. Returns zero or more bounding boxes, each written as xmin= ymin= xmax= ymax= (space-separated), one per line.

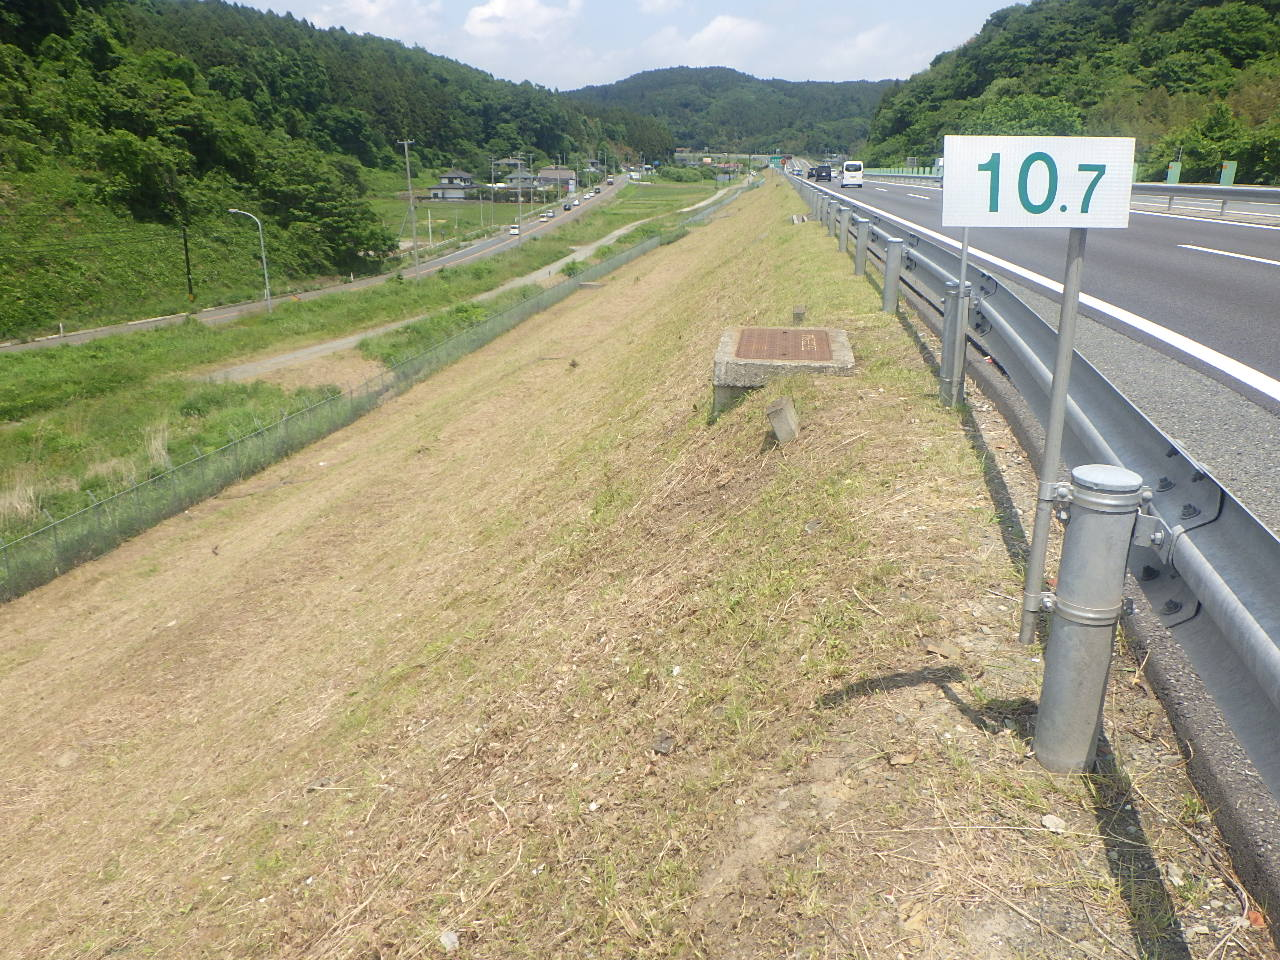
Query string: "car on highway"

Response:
xmin=806 ymin=167 xmax=817 ymax=179
xmin=563 ymin=202 xmax=572 ymax=210
xmin=607 ymin=177 xmax=614 ymax=185
xmin=841 ymin=160 xmax=864 ymax=188
xmin=594 ymin=186 xmax=602 ymax=194
xmin=813 ymin=164 xmax=832 ymax=181
xmin=573 ymin=198 xmax=581 ymax=205
xmin=509 ymin=224 xmax=519 ymax=235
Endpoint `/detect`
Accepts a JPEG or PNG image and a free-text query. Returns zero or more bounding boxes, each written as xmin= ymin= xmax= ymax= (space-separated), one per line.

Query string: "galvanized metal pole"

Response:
xmin=882 ymin=237 xmax=904 ymax=314
xmin=837 ymin=206 xmax=850 ymax=253
xmin=943 ymin=228 xmax=973 ymax=407
xmin=1034 ymin=464 xmax=1143 ymax=773
xmin=939 ymin=280 xmax=960 ymax=403
xmin=1019 ymin=227 xmax=1088 ymax=644
xmin=853 ymin=218 xmax=870 ymax=276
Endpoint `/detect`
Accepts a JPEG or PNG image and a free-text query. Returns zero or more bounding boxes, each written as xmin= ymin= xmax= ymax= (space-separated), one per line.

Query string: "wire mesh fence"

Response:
xmin=0 ymin=231 xmax=671 ymax=602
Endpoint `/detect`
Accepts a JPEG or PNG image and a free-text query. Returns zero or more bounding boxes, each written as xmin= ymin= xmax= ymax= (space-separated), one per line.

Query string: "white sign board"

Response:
xmin=942 ymin=136 xmax=1135 ymax=228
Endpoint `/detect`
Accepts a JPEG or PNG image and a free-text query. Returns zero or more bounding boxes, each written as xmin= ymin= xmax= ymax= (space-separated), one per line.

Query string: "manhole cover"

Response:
xmin=735 ymin=328 xmax=833 ymax=362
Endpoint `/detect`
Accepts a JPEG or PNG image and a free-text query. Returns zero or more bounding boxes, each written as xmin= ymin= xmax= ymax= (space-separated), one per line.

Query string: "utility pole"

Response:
xmin=397 ymin=139 xmax=419 ymax=278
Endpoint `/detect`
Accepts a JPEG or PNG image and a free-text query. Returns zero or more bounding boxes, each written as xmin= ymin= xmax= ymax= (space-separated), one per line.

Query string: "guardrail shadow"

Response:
xmin=819 ymin=667 xmax=1193 ymax=959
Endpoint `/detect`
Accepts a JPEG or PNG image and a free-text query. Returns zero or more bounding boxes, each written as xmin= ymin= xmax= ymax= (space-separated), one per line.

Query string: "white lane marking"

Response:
xmin=805 ymin=182 xmax=1280 ymax=403
xmin=1179 ymin=244 xmax=1280 ymax=267
xmin=1134 ymin=209 xmax=1280 ymax=230
xmin=907 ymin=193 xmax=931 ymax=200
xmin=876 ymin=188 xmax=888 ymax=192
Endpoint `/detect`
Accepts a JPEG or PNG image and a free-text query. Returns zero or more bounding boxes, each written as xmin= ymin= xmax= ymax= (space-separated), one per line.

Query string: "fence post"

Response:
xmin=837 ymin=206 xmax=850 ymax=252
xmin=1033 ymin=464 xmax=1144 ymax=773
xmin=882 ymin=237 xmax=904 ymax=313
xmin=853 ymin=218 xmax=870 ymax=276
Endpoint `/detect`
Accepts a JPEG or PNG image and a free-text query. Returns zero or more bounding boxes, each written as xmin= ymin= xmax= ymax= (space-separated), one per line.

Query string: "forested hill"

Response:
xmin=566 ymin=67 xmax=896 ymax=154
xmin=0 ymin=0 xmax=672 ymax=338
xmin=866 ymin=0 xmax=1280 ymax=183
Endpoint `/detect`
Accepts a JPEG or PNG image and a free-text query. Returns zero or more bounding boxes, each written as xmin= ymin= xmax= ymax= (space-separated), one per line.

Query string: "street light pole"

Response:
xmin=227 ymin=208 xmax=271 ymax=312
xmin=397 ymin=138 xmax=419 ymax=278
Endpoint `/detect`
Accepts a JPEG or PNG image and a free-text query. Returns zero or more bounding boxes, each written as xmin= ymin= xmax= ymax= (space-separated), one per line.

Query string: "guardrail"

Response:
xmin=790 ymin=174 xmax=1280 ymax=802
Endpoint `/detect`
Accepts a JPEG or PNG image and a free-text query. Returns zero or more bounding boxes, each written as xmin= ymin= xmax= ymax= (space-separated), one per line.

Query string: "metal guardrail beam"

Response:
xmin=789 ymin=174 xmax=1280 ymax=802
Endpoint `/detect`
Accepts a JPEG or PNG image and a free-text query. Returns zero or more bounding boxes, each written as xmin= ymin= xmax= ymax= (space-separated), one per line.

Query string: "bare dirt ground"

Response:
xmin=0 ymin=178 xmax=1273 ymax=960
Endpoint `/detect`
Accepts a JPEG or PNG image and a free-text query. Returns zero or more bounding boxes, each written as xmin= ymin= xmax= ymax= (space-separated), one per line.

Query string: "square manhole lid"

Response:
xmin=735 ymin=328 xmax=833 ymax=362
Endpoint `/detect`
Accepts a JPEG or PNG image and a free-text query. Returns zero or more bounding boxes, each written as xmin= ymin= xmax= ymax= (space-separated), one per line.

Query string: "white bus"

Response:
xmin=841 ymin=160 xmax=864 ymax=188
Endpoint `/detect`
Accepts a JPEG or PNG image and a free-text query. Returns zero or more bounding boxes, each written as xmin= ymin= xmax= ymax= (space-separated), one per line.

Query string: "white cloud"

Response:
xmin=636 ymin=0 xmax=681 ymax=13
xmin=643 ymin=14 xmax=768 ymax=69
xmin=463 ymin=0 xmax=583 ymax=41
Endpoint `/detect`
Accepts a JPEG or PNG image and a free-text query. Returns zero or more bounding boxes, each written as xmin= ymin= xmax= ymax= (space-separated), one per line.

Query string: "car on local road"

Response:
xmin=509 ymin=224 xmax=520 ymax=235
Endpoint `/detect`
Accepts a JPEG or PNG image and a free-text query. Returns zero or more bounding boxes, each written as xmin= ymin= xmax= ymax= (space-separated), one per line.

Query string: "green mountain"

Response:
xmin=566 ymin=67 xmax=896 ymax=155
xmin=866 ymin=0 xmax=1280 ymax=183
xmin=0 ymin=0 xmax=670 ymax=339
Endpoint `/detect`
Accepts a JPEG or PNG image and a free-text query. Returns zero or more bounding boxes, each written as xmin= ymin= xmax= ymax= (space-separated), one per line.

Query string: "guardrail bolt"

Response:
xmin=1034 ymin=464 xmax=1144 ymax=774
xmin=1180 ymin=503 xmax=1201 ymax=521
xmin=1138 ymin=564 xmax=1161 ymax=582
xmin=1161 ymin=598 xmax=1183 ymax=615
xmin=1156 ymin=476 xmax=1175 ymax=492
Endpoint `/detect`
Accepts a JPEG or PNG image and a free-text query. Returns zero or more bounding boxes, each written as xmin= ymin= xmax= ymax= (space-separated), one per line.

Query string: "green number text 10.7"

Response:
xmin=977 ymin=153 xmax=1108 ymax=214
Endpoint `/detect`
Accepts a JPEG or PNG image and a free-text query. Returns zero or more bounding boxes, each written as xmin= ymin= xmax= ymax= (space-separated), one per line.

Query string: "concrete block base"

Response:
xmin=711 ymin=327 xmax=855 ymax=418
xmin=766 ymin=397 xmax=800 ymax=444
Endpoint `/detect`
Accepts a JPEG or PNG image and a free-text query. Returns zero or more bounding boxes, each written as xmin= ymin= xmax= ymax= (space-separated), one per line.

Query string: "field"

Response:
xmin=0 ymin=175 xmax=1269 ymax=959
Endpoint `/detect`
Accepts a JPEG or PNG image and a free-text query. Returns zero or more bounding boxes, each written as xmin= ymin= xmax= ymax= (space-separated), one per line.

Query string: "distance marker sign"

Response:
xmin=942 ymin=136 xmax=1135 ymax=228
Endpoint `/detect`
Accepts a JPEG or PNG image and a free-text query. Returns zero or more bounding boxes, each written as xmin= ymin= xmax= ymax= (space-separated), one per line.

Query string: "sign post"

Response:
xmin=940 ymin=135 xmax=1135 ymax=645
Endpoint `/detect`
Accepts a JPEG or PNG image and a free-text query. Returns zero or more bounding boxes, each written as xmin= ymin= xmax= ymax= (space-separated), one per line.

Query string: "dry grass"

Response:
xmin=0 ymin=177 xmax=1272 ymax=960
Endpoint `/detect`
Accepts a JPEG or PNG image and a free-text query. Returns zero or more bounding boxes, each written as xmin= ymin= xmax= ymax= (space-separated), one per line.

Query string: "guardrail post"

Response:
xmin=853 ymin=218 xmax=870 ymax=276
xmin=837 ymin=207 xmax=850 ymax=253
xmin=882 ymin=238 xmax=904 ymax=313
xmin=827 ymin=202 xmax=838 ymax=238
xmin=943 ymin=282 xmax=972 ymax=408
xmin=1034 ymin=464 xmax=1144 ymax=773
xmin=938 ymin=280 xmax=960 ymax=403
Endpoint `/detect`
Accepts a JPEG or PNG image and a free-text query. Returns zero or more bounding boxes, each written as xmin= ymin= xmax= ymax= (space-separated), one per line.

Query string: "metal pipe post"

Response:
xmin=882 ymin=237 xmax=904 ymax=314
xmin=938 ymin=280 xmax=960 ymax=403
xmin=1034 ymin=464 xmax=1144 ymax=772
xmin=1019 ymin=227 xmax=1088 ymax=645
xmin=853 ymin=218 xmax=870 ymax=276
xmin=837 ymin=207 xmax=850 ymax=253
xmin=827 ymin=202 xmax=838 ymax=237
xmin=943 ymin=283 xmax=972 ymax=408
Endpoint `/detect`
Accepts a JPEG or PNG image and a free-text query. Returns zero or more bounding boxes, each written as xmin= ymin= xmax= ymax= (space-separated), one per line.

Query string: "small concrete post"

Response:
xmin=1034 ymin=464 xmax=1144 ymax=773
xmin=853 ymin=218 xmax=870 ymax=276
xmin=766 ymin=397 xmax=800 ymax=445
xmin=837 ymin=207 xmax=850 ymax=253
xmin=792 ymin=305 xmax=806 ymax=324
xmin=882 ymin=237 xmax=904 ymax=314
xmin=938 ymin=280 xmax=960 ymax=404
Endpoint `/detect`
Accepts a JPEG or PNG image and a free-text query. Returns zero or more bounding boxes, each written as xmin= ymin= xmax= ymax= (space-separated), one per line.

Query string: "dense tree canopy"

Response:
xmin=865 ymin=0 xmax=1280 ymax=183
xmin=566 ymin=67 xmax=895 ymax=156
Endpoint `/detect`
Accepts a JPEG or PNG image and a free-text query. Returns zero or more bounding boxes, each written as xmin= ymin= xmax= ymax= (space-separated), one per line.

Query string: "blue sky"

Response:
xmin=238 ymin=0 xmax=1014 ymax=90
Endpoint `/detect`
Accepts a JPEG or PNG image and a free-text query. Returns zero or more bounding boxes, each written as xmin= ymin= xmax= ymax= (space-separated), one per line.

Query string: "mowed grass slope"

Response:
xmin=0 ymin=178 xmax=1246 ymax=958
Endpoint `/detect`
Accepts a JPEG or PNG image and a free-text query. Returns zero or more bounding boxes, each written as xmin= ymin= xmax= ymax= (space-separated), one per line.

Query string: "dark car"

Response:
xmin=806 ymin=167 xmax=818 ymax=179
xmin=563 ymin=202 xmax=572 ymax=210
xmin=814 ymin=164 xmax=832 ymax=181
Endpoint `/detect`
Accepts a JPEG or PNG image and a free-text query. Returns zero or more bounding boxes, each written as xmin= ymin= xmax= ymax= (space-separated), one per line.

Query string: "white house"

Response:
xmin=428 ymin=169 xmax=478 ymax=201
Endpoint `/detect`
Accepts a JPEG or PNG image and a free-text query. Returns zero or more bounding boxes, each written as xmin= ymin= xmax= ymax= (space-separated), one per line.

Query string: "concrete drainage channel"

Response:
xmin=790 ymin=174 xmax=1280 ymax=919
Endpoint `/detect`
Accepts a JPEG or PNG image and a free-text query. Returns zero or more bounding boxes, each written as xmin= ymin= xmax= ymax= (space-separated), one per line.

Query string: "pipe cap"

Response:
xmin=1072 ymin=464 xmax=1143 ymax=494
